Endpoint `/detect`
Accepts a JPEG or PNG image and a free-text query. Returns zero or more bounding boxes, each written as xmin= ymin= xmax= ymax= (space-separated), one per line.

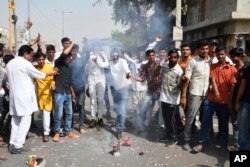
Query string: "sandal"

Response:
xmin=227 ymin=145 xmax=238 ymax=151
xmin=191 ymin=144 xmax=204 ymax=153
xmin=0 ymin=142 xmax=8 ymax=148
xmin=43 ymin=135 xmax=49 ymax=142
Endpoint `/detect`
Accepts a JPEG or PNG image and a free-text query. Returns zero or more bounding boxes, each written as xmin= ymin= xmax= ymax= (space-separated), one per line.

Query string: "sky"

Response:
xmin=0 ymin=0 xmax=125 ymax=46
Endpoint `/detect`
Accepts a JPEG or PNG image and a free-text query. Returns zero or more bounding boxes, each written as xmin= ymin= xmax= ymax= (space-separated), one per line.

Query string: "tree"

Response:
xmin=95 ymin=0 xmax=185 ymax=26
xmin=111 ymin=30 xmax=137 ymax=51
xmin=96 ymin=0 xmax=191 ymax=50
xmin=95 ymin=0 xmax=153 ymax=25
xmin=111 ymin=30 xmax=125 ymax=42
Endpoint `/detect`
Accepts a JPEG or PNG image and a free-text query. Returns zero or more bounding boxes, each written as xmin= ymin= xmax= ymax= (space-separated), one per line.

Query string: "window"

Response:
xmin=198 ymin=0 xmax=206 ymax=22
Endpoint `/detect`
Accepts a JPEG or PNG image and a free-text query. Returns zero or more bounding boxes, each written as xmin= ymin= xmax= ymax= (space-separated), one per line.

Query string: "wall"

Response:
xmin=186 ymin=0 xmax=237 ymax=26
xmin=236 ymin=0 xmax=250 ymax=12
xmin=0 ymin=28 xmax=9 ymax=46
xmin=205 ymin=0 xmax=236 ymax=20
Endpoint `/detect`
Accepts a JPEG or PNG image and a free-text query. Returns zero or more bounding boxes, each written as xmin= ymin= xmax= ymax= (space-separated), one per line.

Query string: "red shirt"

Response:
xmin=207 ymin=63 xmax=237 ymax=104
xmin=140 ymin=60 xmax=161 ymax=97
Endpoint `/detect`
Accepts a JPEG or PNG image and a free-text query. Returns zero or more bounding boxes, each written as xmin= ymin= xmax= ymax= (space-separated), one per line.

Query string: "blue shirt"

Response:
xmin=69 ymin=54 xmax=88 ymax=90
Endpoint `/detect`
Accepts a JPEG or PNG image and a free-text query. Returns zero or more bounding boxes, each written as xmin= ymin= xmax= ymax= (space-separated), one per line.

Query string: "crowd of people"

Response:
xmin=0 ymin=22 xmax=250 ymax=161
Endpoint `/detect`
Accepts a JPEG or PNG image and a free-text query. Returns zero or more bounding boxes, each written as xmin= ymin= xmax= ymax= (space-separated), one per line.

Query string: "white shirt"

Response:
xmin=146 ymin=41 xmax=157 ymax=51
xmin=45 ymin=59 xmax=55 ymax=67
xmin=85 ymin=52 xmax=109 ymax=84
xmin=185 ymin=56 xmax=211 ymax=96
xmin=123 ymin=54 xmax=147 ymax=91
xmin=6 ymin=57 xmax=46 ymax=116
xmin=212 ymin=56 xmax=233 ymax=65
xmin=160 ymin=63 xmax=183 ymax=104
xmin=0 ymin=58 xmax=4 ymax=86
xmin=54 ymin=51 xmax=62 ymax=60
xmin=21 ymin=29 xmax=30 ymax=46
xmin=16 ymin=29 xmax=30 ymax=56
xmin=110 ymin=58 xmax=131 ymax=90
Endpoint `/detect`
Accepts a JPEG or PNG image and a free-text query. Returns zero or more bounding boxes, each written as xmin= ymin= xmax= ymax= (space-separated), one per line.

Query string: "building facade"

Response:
xmin=184 ymin=0 xmax=250 ymax=52
xmin=0 ymin=27 xmax=9 ymax=47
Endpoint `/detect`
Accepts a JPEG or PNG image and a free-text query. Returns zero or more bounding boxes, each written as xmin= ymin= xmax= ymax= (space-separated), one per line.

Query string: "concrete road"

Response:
xmin=0 ymin=97 xmax=230 ymax=167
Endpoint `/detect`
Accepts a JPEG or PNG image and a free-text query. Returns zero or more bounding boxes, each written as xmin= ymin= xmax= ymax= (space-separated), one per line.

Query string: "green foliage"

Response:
xmin=111 ymin=30 xmax=125 ymax=41
xmin=95 ymin=0 xmax=189 ymax=26
xmin=111 ymin=30 xmax=137 ymax=51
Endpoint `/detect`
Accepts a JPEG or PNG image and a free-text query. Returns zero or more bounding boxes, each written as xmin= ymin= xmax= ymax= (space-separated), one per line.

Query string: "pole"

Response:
xmin=28 ymin=0 xmax=31 ymax=43
xmin=175 ymin=0 xmax=182 ymax=48
xmin=62 ymin=11 xmax=64 ymax=37
xmin=13 ymin=8 xmax=18 ymax=54
xmin=8 ymin=0 xmax=13 ymax=52
xmin=54 ymin=10 xmax=72 ymax=38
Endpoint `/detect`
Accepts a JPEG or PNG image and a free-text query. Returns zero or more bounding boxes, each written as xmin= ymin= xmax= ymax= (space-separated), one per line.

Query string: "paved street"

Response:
xmin=0 ymin=97 xmax=230 ymax=167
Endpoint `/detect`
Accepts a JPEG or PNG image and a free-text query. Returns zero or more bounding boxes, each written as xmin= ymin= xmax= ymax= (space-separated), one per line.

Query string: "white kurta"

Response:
xmin=110 ymin=58 xmax=131 ymax=90
xmin=6 ymin=57 xmax=46 ymax=116
xmin=85 ymin=53 xmax=109 ymax=119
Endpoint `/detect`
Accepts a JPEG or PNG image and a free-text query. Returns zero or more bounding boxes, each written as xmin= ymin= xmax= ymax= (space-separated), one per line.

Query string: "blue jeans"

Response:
xmin=136 ymin=93 xmax=159 ymax=131
xmin=74 ymin=87 xmax=86 ymax=126
xmin=54 ymin=92 xmax=73 ymax=134
xmin=230 ymin=111 xmax=239 ymax=147
xmin=111 ymin=86 xmax=129 ymax=132
xmin=104 ymin=84 xmax=111 ymax=113
xmin=238 ymin=102 xmax=250 ymax=150
xmin=199 ymin=100 xmax=229 ymax=146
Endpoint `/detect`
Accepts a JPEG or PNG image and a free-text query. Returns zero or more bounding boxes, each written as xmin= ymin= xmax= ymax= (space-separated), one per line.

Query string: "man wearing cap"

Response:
xmin=209 ymin=39 xmax=233 ymax=65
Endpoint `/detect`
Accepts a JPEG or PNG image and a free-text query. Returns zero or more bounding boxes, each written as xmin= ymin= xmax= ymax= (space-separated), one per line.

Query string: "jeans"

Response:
xmin=238 ymin=102 xmax=250 ymax=150
xmin=54 ymin=92 xmax=73 ymax=134
xmin=111 ymin=86 xmax=130 ymax=132
xmin=74 ymin=87 xmax=86 ymax=126
xmin=104 ymin=84 xmax=111 ymax=114
xmin=199 ymin=99 xmax=229 ymax=146
xmin=136 ymin=93 xmax=159 ymax=131
xmin=230 ymin=111 xmax=239 ymax=147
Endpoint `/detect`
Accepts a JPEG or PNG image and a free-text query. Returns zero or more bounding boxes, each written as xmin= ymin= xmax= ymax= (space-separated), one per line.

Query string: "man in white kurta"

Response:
xmin=6 ymin=45 xmax=50 ymax=153
xmin=85 ymin=51 xmax=109 ymax=126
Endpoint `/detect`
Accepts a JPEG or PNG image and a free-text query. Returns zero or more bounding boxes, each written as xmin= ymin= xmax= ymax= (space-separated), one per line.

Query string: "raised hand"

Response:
xmin=155 ymin=36 xmax=162 ymax=43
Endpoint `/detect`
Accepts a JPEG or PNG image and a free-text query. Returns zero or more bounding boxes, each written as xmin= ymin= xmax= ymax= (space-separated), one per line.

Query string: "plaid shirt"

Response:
xmin=140 ymin=60 xmax=161 ymax=97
